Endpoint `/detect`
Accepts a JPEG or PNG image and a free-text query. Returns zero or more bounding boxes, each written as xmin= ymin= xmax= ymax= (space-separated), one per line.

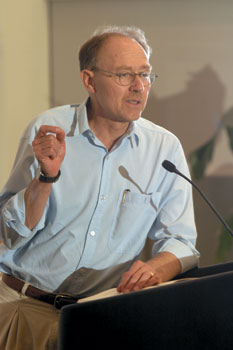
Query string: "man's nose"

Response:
xmin=129 ymin=74 xmax=145 ymax=91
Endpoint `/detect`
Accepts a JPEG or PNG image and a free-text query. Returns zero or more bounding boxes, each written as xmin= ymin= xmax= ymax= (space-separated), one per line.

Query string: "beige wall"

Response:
xmin=0 ymin=0 xmax=50 ymax=188
xmin=0 ymin=1 xmax=4 ymax=185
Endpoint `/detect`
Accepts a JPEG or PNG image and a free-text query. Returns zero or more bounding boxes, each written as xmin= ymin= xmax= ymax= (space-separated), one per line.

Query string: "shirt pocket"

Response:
xmin=108 ymin=191 xmax=161 ymax=254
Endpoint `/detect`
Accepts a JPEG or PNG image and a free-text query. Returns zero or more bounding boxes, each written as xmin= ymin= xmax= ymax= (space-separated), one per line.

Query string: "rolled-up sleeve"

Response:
xmin=0 ymin=125 xmax=49 ymax=249
xmin=1 ymin=188 xmax=48 ymax=249
xmin=148 ymin=143 xmax=200 ymax=272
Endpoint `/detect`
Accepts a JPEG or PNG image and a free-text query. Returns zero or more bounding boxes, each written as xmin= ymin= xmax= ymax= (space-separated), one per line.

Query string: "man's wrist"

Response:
xmin=36 ymin=168 xmax=61 ymax=183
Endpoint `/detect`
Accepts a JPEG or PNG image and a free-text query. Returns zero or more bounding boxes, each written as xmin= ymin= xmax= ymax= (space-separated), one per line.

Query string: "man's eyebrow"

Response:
xmin=115 ymin=65 xmax=152 ymax=71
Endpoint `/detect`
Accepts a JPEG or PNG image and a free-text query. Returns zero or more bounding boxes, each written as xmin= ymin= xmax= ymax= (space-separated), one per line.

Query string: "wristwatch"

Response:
xmin=36 ymin=168 xmax=61 ymax=183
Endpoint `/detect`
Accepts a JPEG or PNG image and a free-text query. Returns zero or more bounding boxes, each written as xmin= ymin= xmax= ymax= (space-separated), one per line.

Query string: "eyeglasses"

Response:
xmin=92 ymin=67 xmax=158 ymax=87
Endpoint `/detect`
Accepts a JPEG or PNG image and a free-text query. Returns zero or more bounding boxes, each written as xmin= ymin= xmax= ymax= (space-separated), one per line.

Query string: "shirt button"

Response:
xmin=90 ymin=231 xmax=96 ymax=237
xmin=100 ymin=195 xmax=105 ymax=200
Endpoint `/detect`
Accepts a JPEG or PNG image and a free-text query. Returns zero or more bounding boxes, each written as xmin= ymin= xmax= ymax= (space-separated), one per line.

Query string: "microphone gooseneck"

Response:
xmin=162 ymin=160 xmax=233 ymax=238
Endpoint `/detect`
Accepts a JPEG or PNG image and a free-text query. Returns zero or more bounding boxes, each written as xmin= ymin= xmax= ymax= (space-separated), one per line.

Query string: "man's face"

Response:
xmin=89 ymin=35 xmax=152 ymax=123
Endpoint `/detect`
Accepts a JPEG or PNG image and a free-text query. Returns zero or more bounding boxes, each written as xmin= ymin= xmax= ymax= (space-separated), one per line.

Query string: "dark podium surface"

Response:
xmin=58 ymin=262 xmax=233 ymax=350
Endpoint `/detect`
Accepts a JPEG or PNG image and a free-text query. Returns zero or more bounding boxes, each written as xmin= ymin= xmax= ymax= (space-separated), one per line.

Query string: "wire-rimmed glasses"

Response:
xmin=92 ymin=67 xmax=158 ymax=87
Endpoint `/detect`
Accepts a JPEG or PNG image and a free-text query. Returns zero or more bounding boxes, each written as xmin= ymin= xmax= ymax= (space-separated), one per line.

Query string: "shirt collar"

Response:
xmin=75 ymin=98 xmax=91 ymax=134
xmin=74 ymin=97 xmax=140 ymax=147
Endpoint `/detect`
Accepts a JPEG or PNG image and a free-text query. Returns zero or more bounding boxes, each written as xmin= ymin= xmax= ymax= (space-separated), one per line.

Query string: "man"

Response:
xmin=0 ymin=25 xmax=199 ymax=349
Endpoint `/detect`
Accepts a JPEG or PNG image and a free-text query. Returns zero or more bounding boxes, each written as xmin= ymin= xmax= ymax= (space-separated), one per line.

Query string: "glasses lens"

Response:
xmin=141 ymin=74 xmax=151 ymax=86
xmin=118 ymin=73 xmax=132 ymax=86
xmin=119 ymin=73 xmax=157 ymax=86
xmin=149 ymin=73 xmax=156 ymax=85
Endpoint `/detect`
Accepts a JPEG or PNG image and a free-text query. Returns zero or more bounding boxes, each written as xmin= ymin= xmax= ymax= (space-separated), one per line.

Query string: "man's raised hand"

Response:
xmin=32 ymin=125 xmax=66 ymax=177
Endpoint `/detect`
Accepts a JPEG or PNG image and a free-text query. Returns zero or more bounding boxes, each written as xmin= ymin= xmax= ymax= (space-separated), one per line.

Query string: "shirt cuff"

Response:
xmin=2 ymin=188 xmax=47 ymax=238
xmin=153 ymin=238 xmax=200 ymax=273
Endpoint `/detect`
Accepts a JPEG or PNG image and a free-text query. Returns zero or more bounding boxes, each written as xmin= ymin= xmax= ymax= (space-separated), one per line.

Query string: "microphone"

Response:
xmin=162 ymin=160 xmax=233 ymax=238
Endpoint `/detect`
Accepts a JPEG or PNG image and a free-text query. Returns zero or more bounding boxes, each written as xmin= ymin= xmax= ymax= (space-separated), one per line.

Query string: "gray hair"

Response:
xmin=79 ymin=25 xmax=152 ymax=71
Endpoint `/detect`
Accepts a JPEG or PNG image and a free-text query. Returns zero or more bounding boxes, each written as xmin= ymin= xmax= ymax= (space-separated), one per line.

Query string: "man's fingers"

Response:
xmin=55 ymin=128 xmax=66 ymax=143
xmin=120 ymin=271 xmax=153 ymax=292
xmin=132 ymin=271 xmax=161 ymax=291
xmin=117 ymin=260 xmax=161 ymax=293
xmin=33 ymin=125 xmax=66 ymax=157
xmin=117 ymin=271 xmax=134 ymax=292
xmin=36 ymin=125 xmax=58 ymax=137
xmin=36 ymin=125 xmax=65 ymax=143
xmin=117 ymin=265 xmax=144 ymax=292
xmin=32 ymin=125 xmax=66 ymax=173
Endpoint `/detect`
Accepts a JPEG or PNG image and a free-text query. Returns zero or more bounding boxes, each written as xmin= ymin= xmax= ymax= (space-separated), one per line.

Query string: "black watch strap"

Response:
xmin=39 ymin=170 xmax=61 ymax=183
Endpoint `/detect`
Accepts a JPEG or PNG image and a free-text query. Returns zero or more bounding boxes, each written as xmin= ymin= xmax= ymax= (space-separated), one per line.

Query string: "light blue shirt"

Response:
xmin=0 ymin=100 xmax=199 ymax=297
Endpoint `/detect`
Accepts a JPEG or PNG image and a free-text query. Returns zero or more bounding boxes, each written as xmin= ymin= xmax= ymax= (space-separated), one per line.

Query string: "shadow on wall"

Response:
xmin=143 ymin=64 xmax=233 ymax=266
xmin=144 ymin=65 xmax=226 ymax=155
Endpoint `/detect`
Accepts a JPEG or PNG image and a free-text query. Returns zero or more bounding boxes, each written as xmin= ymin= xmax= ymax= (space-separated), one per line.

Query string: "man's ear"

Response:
xmin=81 ymin=69 xmax=96 ymax=93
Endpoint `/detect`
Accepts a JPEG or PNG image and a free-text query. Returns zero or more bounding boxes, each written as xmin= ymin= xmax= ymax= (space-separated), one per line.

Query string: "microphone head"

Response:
xmin=162 ymin=160 xmax=177 ymax=173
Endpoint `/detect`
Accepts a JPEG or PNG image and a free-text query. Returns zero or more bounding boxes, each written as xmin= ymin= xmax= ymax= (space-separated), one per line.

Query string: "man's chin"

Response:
xmin=103 ymin=111 xmax=142 ymax=123
xmin=120 ymin=112 xmax=142 ymax=122
xmin=117 ymin=116 xmax=141 ymax=123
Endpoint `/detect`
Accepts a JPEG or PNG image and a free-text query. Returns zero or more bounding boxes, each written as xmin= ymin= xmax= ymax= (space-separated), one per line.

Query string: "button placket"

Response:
xmin=78 ymin=152 xmax=112 ymax=266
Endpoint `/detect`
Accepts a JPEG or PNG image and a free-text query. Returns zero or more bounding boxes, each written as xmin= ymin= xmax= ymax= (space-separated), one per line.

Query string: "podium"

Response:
xmin=58 ymin=262 xmax=233 ymax=350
